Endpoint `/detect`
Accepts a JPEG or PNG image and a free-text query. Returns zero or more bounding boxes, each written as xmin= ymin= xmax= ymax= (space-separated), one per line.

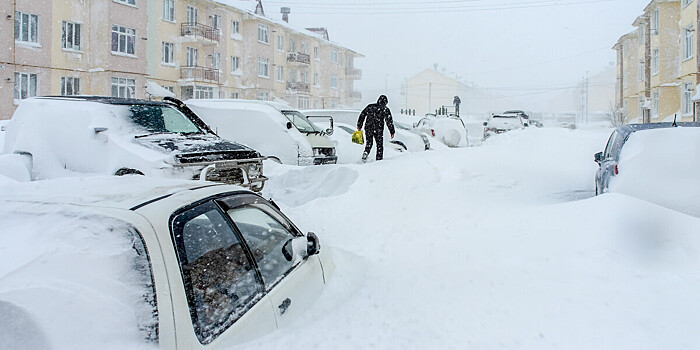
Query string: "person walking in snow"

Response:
xmin=357 ymin=95 xmax=395 ymax=161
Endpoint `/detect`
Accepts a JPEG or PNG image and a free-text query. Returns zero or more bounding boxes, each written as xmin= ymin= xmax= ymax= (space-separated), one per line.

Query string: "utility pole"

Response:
xmin=428 ymin=82 xmax=432 ymax=114
xmin=585 ymin=71 xmax=589 ymax=125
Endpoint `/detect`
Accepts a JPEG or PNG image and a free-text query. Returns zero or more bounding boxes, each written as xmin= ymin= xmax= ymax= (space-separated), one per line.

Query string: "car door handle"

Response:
xmin=278 ymin=298 xmax=292 ymax=315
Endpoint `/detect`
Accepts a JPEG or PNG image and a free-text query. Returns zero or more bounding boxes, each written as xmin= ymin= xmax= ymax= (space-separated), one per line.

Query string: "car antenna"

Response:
xmin=672 ymin=114 xmax=678 ymax=127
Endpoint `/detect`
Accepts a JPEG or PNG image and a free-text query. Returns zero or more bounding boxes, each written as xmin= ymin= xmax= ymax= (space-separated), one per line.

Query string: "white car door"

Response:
xmin=221 ymin=195 xmax=326 ymax=329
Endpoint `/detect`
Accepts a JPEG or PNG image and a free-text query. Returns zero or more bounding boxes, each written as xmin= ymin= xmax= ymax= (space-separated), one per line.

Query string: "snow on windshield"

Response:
xmin=114 ymin=104 xmax=202 ymax=135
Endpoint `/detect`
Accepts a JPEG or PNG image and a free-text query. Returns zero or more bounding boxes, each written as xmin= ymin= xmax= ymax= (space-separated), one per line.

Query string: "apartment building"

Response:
xmin=1 ymin=0 xmax=363 ymax=120
xmin=614 ymin=0 xmax=699 ymax=124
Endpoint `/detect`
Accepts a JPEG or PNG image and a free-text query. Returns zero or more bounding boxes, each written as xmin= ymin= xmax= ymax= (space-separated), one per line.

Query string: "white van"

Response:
xmin=187 ymin=99 xmax=337 ymax=166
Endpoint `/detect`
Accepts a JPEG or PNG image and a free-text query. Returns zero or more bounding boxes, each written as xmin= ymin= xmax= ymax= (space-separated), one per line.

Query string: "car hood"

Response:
xmin=304 ymin=133 xmax=335 ymax=149
xmin=486 ymin=118 xmax=522 ymax=130
xmin=134 ymin=133 xmax=261 ymax=163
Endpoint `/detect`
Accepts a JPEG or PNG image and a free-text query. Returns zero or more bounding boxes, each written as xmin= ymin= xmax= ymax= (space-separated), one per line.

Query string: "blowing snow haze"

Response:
xmin=256 ymin=0 xmax=643 ymax=112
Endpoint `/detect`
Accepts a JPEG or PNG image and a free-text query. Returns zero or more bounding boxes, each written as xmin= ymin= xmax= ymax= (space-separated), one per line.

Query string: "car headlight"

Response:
xmin=313 ymin=148 xmax=335 ymax=157
xmin=247 ymin=163 xmax=262 ymax=178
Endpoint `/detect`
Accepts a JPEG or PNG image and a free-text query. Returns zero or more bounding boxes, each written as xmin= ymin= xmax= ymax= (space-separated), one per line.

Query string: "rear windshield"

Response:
xmin=123 ymin=104 xmax=202 ymax=134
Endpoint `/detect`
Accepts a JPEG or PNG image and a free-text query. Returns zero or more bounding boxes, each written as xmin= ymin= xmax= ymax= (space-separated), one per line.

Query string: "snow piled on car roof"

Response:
xmin=609 ymin=126 xmax=700 ymax=216
xmin=0 ymin=203 xmax=157 ymax=350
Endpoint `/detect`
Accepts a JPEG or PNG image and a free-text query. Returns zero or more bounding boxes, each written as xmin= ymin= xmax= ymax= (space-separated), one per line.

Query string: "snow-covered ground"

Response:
xmin=241 ymin=126 xmax=700 ymax=349
xmin=3 ymin=126 xmax=700 ymax=349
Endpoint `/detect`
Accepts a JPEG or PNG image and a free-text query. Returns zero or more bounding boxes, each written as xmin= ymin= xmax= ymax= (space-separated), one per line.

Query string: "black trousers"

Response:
xmin=364 ymin=129 xmax=384 ymax=160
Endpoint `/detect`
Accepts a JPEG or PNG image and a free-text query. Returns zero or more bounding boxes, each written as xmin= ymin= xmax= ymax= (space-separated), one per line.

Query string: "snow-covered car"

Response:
xmin=0 ymin=177 xmax=333 ymax=349
xmin=3 ymin=96 xmax=268 ymax=190
xmin=412 ymin=114 xmax=469 ymax=147
xmin=482 ymin=113 xmax=527 ymax=139
xmin=303 ymin=109 xmax=430 ymax=152
xmin=186 ymin=100 xmax=337 ymax=166
xmin=594 ymin=122 xmax=700 ymax=199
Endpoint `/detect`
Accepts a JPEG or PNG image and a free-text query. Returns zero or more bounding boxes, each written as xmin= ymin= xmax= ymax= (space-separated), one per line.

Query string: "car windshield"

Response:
xmin=126 ymin=104 xmax=202 ymax=135
xmin=282 ymin=110 xmax=320 ymax=133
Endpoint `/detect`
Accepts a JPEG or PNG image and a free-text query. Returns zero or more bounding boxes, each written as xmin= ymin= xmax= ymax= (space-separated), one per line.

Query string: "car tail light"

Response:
xmin=431 ymin=129 xmax=435 ymax=137
xmin=614 ymin=164 xmax=619 ymax=175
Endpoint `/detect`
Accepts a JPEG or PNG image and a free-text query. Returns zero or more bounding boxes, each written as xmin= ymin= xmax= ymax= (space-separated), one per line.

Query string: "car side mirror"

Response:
xmin=93 ymin=127 xmax=108 ymax=134
xmin=594 ymin=152 xmax=603 ymax=164
xmin=286 ymin=122 xmax=293 ymax=130
xmin=325 ymin=128 xmax=334 ymax=136
xmin=482 ymin=122 xmax=488 ymax=126
xmin=306 ymin=232 xmax=320 ymax=256
xmin=524 ymin=123 xmax=529 ymax=127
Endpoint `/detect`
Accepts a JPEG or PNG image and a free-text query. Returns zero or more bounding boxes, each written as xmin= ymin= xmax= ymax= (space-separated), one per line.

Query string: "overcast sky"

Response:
xmin=261 ymin=0 xmax=645 ymax=111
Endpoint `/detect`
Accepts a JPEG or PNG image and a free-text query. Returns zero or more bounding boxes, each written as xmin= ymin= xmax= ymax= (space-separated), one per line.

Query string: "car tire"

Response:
xmin=115 ymin=168 xmax=145 ymax=176
xmin=390 ymin=140 xmax=408 ymax=151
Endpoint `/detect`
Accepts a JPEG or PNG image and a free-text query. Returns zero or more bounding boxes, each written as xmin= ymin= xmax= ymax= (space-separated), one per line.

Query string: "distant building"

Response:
xmin=1 ymin=0 xmax=363 ymax=119
xmin=404 ymin=69 xmax=515 ymax=117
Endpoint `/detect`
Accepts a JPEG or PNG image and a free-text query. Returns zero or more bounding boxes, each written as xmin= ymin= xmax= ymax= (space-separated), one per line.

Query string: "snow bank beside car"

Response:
xmin=608 ymin=127 xmax=700 ymax=216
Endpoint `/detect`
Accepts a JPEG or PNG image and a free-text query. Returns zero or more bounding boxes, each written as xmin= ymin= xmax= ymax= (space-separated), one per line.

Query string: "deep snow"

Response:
xmin=2 ymin=126 xmax=700 ymax=349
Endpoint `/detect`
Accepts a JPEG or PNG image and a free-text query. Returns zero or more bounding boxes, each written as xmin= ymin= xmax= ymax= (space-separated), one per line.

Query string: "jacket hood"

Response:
xmin=377 ymin=95 xmax=388 ymax=106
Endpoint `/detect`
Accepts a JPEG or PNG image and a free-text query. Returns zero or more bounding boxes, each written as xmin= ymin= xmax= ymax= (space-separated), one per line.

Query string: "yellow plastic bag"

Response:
xmin=352 ymin=130 xmax=364 ymax=144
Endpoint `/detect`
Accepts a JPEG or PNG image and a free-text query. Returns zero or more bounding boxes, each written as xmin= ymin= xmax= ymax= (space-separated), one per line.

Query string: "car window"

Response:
xmin=603 ymin=131 xmax=620 ymax=159
xmin=129 ymin=227 xmax=159 ymax=344
xmin=227 ymin=203 xmax=299 ymax=291
xmin=171 ymin=201 xmax=263 ymax=344
xmin=282 ymin=110 xmax=319 ymax=133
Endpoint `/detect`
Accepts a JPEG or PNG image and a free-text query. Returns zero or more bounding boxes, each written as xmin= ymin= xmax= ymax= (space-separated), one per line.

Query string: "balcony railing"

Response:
xmin=180 ymin=66 xmax=220 ymax=83
xmin=181 ymin=22 xmax=220 ymax=43
xmin=287 ymin=82 xmax=310 ymax=93
xmin=345 ymin=67 xmax=362 ymax=79
xmin=287 ymin=52 xmax=311 ymax=65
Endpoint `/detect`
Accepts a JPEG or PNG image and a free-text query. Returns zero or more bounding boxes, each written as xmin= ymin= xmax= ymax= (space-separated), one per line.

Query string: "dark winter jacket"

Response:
xmin=357 ymin=95 xmax=395 ymax=135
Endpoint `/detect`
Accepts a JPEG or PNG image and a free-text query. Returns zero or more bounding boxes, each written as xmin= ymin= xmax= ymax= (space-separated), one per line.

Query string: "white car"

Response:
xmin=482 ymin=113 xmax=528 ymax=139
xmin=186 ymin=100 xmax=337 ymax=166
xmin=412 ymin=114 xmax=469 ymax=148
xmin=303 ymin=109 xmax=430 ymax=152
xmin=0 ymin=177 xmax=333 ymax=349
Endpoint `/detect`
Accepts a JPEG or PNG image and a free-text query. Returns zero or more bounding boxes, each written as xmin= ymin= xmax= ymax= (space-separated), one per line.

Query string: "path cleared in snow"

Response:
xmin=237 ymin=127 xmax=700 ymax=349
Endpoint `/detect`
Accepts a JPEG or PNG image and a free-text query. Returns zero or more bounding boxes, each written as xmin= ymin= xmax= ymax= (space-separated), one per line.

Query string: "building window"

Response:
xmin=111 ymin=77 xmax=136 ymax=98
xmin=162 ymin=0 xmax=175 ymax=21
xmin=302 ymin=71 xmax=309 ymax=84
xmin=289 ymin=38 xmax=296 ymax=52
xmin=60 ymin=77 xmax=80 ymax=96
xmin=277 ymin=35 xmax=284 ymax=51
xmin=187 ymin=47 xmax=198 ymax=66
xmin=340 ymin=78 xmax=345 ymax=91
xmin=638 ymin=96 xmax=644 ymax=118
xmin=331 ymin=74 xmax=338 ymax=89
xmin=231 ymin=20 xmax=240 ymax=35
xmin=230 ymin=56 xmax=239 ymax=73
xmin=652 ymin=8 xmax=659 ymax=34
xmin=258 ymin=24 xmax=269 ymax=44
xmin=314 ymin=47 xmax=319 ymax=59
xmin=277 ymin=66 xmax=284 ymax=82
xmin=194 ymin=85 xmax=214 ymax=99
xmin=683 ymin=83 xmax=693 ymax=115
xmin=638 ymin=59 xmax=644 ymax=82
xmin=111 ymin=25 xmax=136 ymax=55
xmin=638 ymin=26 xmax=644 ymax=44
xmin=187 ymin=6 xmax=198 ymax=24
xmin=162 ymin=42 xmax=174 ymax=64
xmin=652 ymin=49 xmax=659 ymax=75
xmin=115 ymin=0 xmax=136 ymax=5
xmin=257 ymin=91 xmax=269 ymax=100
xmin=339 ymin=53 xmax=344 ymax=67
xmin=301 ymin=43 xmax=308 ymax=54
xmin=230 ymin=92 xmax=239 ymax=99
xmin=652 ymin=91 xmax=659 ymax=117
xmin=314 ymin=73 xmax=319 ymax=86
xmin=331 ymin=48 xmax=338 ymax=63
xmin=258 ymin=58 xmax=269 ymax=78
xmin=62 ymin=21 xmax=81 ymax=51
xmin=212 ymin=53 xmax=221 ymax=71
xmin=14 ymin=72 xmax=37 ymax=101
xmin=298 ymin=96 xmax=310 ymax=109
xmin=684 ymin=25 xmax=694 ymax=60
xmin=14 ymin=11 xmax=39 ymax=44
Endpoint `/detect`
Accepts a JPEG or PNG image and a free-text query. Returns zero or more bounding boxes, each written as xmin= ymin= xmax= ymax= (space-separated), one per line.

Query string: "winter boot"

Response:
xmin=361 ymin=152 xmax=368 ymax=162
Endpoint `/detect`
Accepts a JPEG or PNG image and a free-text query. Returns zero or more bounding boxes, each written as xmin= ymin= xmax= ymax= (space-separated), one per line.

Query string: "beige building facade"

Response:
xmin=0 ymin=0 xmax=362 ymax=120
xmin=614 ymin=0 xmax=699 ymax=124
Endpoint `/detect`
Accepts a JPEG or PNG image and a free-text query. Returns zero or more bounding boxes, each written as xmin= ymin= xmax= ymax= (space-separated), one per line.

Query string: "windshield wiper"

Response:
xmin=134 ymin=132 xmax=176 ymax=139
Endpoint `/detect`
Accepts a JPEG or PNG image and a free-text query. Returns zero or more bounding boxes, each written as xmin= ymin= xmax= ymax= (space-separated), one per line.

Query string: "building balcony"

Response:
xmin=180 ymin=66 xmax=220 ymax=83
xmin=345 ymin=67 xmax=362 ymax=79
xmin=181 ymin=22 xmax=220 ymax=43
xmin=287 ymin=82 xmax=310 ymax=94
xmin=287 ymin=52 xmax=311 ymax=65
